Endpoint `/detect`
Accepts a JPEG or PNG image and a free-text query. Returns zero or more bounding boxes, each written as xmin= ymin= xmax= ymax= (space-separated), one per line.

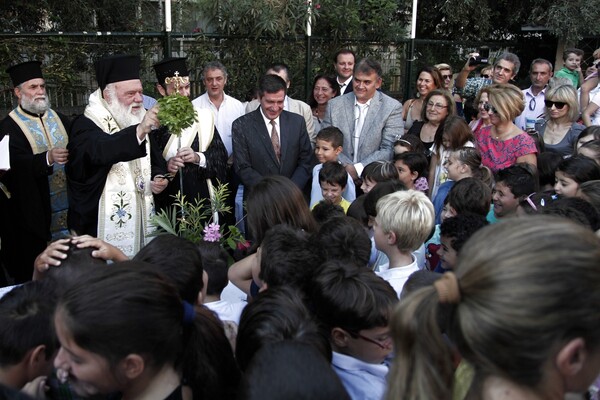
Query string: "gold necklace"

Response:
xmin=493 ymin=125 xmax=516 ymax=140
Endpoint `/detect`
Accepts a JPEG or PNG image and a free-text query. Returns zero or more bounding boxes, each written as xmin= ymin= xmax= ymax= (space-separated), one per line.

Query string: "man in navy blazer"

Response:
xmin=322 ymin=58 xmax=403 ymax=182
xmin=232 ymin=74 xmax=314 ymax=193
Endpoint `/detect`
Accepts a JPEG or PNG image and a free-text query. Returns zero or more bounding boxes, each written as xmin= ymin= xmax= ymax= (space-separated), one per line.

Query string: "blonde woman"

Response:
xmin=537 ymin=84 xmax=584 ymax=157
xmin=387 ymin=216 xmax=600 ymax=400
xmin=473 ymin=83 xmax=537 ymax=172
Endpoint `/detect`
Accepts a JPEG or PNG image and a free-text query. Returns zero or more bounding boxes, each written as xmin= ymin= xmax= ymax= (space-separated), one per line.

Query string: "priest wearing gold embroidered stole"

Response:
xmin=0 ymin=61 xmax=71 ymax=283
xmin=151 ymin=58 xmax=227 ymax=215
xmin=66 ymin=55 xmax=163 ymax=257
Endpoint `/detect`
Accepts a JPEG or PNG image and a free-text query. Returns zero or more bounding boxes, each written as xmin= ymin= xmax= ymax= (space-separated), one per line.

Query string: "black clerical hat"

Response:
xmin=94 ymin=55 xmax=141 ymax=90
xmin=153 ymin=57 xmax=189 ymax=86
xmin=6 ymin=61 xmax=44 ymax=87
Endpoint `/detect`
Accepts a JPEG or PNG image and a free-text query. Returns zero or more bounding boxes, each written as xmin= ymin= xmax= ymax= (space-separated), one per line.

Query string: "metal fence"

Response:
xmin=0 ymin=31 xmax=578 ymax=118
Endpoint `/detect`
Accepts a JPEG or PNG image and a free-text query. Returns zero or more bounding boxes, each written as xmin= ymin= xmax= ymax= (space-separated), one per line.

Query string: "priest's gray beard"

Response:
xmin=21 ymin=92 xmax=50 ymax=115
xmin=104 ymin=90 xmax=144 ymax=128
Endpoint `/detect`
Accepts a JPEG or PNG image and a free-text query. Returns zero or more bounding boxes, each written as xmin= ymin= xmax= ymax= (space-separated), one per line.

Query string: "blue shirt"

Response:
xmin=332 ymin=351 xmax=388 ymax=400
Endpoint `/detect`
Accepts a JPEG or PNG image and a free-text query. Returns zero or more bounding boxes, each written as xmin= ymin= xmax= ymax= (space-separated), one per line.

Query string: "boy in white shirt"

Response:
xmin=373 ymin=190 xmax=435 ymax=297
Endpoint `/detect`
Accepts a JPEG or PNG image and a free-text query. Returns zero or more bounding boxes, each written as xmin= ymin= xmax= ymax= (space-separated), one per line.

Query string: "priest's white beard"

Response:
xmin=105 ymin=91 xmax=144 ymax=128
xmin=21 ymin=92 xmax=50 ymax=114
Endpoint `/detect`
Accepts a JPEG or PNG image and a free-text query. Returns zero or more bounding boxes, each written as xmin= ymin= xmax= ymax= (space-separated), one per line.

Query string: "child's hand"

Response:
xmin=33 ymin=238 xmax=71 ymax=280
xmin=71 ymin=235 xmax=128 ymax=262
xmin=344 ymin=163 xmax=359 ymax=181
xmin=22 ymin=375 xmax=48 ymax=399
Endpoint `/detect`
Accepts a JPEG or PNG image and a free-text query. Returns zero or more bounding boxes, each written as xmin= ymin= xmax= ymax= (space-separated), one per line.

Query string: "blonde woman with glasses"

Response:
xmin=537 ymin=84 xmax=584 ymax=157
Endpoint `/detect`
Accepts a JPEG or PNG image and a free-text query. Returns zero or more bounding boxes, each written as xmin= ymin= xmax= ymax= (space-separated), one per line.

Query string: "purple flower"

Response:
xmin=203 ymin=223 xmax=221 ymax=242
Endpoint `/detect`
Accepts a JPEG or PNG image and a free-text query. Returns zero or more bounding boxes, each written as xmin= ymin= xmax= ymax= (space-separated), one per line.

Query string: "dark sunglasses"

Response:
xmin=544 ymin=100 xmax=567 ymax=109
xmin=481 ymin=74 xmax=490 ymax=79
xmin=483 ymin=103 xmax=498 ymax=114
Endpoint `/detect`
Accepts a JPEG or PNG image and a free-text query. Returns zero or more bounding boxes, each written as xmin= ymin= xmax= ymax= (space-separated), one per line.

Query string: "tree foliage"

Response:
xmin=530 ymin=0 xmax=600 ymax=41
xmin=0 ymin=0 xmax=162 ymax=32
xmin=193 ymin=0 xmax=308 ymax=38
xmin=407 ymin=0 xmax=600 ymax=42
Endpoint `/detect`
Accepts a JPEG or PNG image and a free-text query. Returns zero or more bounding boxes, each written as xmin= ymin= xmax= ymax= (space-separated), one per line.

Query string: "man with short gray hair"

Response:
xmin=192 ymin=61 xmax=245 ymax=157
xmin=321 ymin=58 xmax=403 ymax=182
xmin=456 ymin=52 xmax=521 ymax=103
xmin=192 ymin=61 xmax=246 ymax=227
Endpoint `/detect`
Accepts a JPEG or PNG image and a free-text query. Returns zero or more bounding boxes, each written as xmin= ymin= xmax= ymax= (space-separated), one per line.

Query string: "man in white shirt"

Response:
xmin=515 ymin=59 xmax=553 ymax=131
xmin=189 ymin=61 xmax=244 ymax=227
xmin=192 ymin=61 xmax=245 ymax=158
xmin=334 ymin=49 xmax=356 ymax=95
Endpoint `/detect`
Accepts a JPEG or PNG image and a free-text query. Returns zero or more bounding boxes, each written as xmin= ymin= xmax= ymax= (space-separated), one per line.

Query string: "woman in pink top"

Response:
xmin=473 ymin=84 xmax=537 ymax=172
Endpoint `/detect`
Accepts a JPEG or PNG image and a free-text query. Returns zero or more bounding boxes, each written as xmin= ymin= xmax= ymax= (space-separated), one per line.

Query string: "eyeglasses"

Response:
xmin=481 ymin=74 xmax=491 ymax=79
xmin=528 ymin=98 xmax=536 ymax=111
xmin=441 ymin=74 xmax=452 ymax=80
xmin=483 ymin=103 xmax=498 ymax=114
xmin=347 ymin=330 xmax=392 ymax=350
xmin=426 ymin=101 xmax=448 ymax=110
xmin=544 ymin=100 xmax=567 ymax=109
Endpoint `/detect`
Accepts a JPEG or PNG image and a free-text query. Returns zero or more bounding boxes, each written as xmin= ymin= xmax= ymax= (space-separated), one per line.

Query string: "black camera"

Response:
xmin=468 ymin=47 xmax=490 ymax=66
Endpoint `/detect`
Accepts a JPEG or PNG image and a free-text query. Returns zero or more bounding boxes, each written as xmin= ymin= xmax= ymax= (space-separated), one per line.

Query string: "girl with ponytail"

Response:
xmin=387 ymin=217 xmax=600 ymax=400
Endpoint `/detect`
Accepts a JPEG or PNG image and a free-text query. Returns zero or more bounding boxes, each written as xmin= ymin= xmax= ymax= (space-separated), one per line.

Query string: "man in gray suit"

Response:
xmin=246 ymin=63 xmax=316 ymax=144
xmin=322 ymin=58 xmax=403 ymax=182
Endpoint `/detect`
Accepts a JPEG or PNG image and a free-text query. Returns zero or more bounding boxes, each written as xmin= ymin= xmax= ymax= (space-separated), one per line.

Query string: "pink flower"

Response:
xmin=236 ymin=240 xmax=251 ymax=250
xmin=203 ymin=223 xmax=221 ymax=242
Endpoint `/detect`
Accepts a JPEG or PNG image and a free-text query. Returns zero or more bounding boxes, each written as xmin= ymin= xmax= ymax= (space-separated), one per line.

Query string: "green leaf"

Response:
xmin=157 ymin=94 xmax=198 ymax=137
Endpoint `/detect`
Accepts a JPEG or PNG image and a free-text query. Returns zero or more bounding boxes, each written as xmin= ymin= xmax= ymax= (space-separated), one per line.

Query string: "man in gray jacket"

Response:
xmin=322 ymin=58 xmax=403 ymax=182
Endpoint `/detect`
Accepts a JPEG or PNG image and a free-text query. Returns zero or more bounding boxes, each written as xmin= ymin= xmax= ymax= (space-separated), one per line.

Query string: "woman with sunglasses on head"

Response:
xmin=403 ymin=66 xmax=443 ymax=133
xmin=436 ymin=63 xmax=465 ymax=118
xmin=473 ymin=83 xmax=538 ymax=172
xmin=536 ymin=84 xmax=584 ymax=157
xmin=468 ymin=86 xmax=493 ymax=136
